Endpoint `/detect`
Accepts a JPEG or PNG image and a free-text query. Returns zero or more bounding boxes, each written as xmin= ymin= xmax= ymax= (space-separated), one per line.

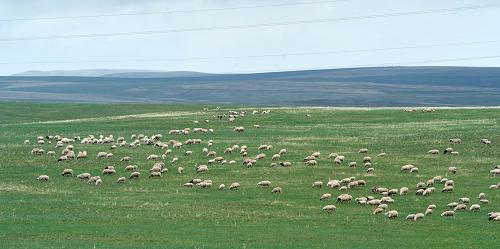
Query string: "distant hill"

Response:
xmin=2 ymin=66 xmax=500 ymax=106
xmin=11 ymin=69 xmax=210 ymax=78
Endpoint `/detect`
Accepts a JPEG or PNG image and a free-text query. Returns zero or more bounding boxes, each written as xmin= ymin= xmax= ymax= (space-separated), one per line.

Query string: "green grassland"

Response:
xmin=0 ymin=103 xmax=499 ymax=249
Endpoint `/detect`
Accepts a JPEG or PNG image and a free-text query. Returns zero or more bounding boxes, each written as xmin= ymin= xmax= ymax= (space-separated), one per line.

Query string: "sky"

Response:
xmin=0 ymin=0 xmax=499 ymax=75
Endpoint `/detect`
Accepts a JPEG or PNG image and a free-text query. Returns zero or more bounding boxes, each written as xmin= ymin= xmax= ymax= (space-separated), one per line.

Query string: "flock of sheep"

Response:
xmin=27 ymin=108 xmax=499 ymax=222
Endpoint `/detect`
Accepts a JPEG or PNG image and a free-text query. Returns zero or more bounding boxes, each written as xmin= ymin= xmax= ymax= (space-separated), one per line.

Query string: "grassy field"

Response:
xmin=0 ymin=103 xmax=499 ymax=249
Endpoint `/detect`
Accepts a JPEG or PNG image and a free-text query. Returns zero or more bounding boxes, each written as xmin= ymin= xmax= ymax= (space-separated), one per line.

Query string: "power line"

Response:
xmin=1 ymin=4 xmax=498 ymax=42
xmin=0 ymin=0 xmax=350 ymax=22
xmin=0 ymin=39 xmax=499 ymax=65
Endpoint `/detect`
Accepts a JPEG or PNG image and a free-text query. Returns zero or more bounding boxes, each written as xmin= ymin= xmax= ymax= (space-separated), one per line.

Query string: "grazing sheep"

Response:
xmin=146 ymin=154 xmax=159 ymax=160
xmin=459 ymin=197 xmax=470 ymax=204
xmin=336 ymin=194 xmax=353 ymax=203
xmin=272 ymin=187 xmax=282 ymax=193
xmin=414 ymin=213 xmax=425 ymax=221
xmin=87 ymin=176 xmax=101 ymax=184
xmin=441 ymin=211 xmax=456 ymax=217
xmin=95 ymin=179 xmax=103 ymax=186
xmin=425 ymin=209 xmax=433 ymax=216
xmin=326 ymin=180 xmax=340 ymax=189
xmin=96 ymin=152 xmax=107 ymax=159
xmin=271 ymin=154 xmax=280 ymax=161
xmin=478 ymin=193 xmax=487 ymax=199
xmin=306 ymin=160 xmax=317 ymax=166
xmin=428 ymin=149 xmax=439 ymax=155
xmin=428 ymin=204 xmax=437 ymax=210
xmin=77 ymin=173 xmax=91 ymax=180
xmin=218 ymin=184 xmax=225 ymax=190
xmin=196 ymin=165 xmax=209 ymax=173
xmin=116 ymin=177 xmax=126 ymax=184
xmin=400 ymin=164 xmax=415 ymax=172
xmin=102 ymin=168 xmax=116 ymax=175
xmin=377 ymin=152 xmax=387 ymax=157
xmin=406 ymin=214 xmax=416 ymax=220
xmin=373 ymin=208 xmax=385 ymax=215
xmin=410 ymin=167 xmax=419 ymax=173
xmin=448 ymin=166 xmax=457 ymax=174
xmin=177 ymin=167 xmax=184 ymax=174
xmin=444 ymin=147 xmax=454 ymax=154
xmin=233 ymin=127 xmax=244 ymax=132
xmin=442 ymin=185 xmax=454 ymax=192
xmin=312 ymin=181 xmax=323 ymax=188
xmin=488 ymin=212 xmax=500 ymax=220
xmin=490 ymin=169 xmax=500 ymax=175
xmin=61 ymin=168 xmax=73 ymax=176
xmin=454 ymin=204 xmax=467 ymax=211
xmin=480 ymin=199 xmax=489 ymax=204
xmin=58 ymin=155 xmax=68 ymax=162
xmin=129 ymin=172 xmax=140 ymax=179
xmin=322 ymin=205 xmax=336 ymax=212
xmin=76 ymin=151 xmax=87 ymax=159
xmin=359 ymin=148 xmax=368 ymax=153
xmin=366 ymin=168 xmax=375 ymax=174
xmin=150 ymin=171 xmax=162 ymax=178
xmin=320 ymin=193 xmax=332 ymax=201
xmin=36 ymin=175 xmax=49 ymax=181
xmin=257 ymin=180 xmax=272 ymax=187
xmin=311 ymin=152 xmax=320 ymax=158
xmin=125 ymin=165 xmax=137 ymax=171
xmin=469 ymin=204 xmax=480 ymax=211
xmin=349 ymin=162 xmax=357 ymax=168
xmin=280 ymin=161 xmax=292 ymax=167
xmin=449 ymin=138 xmax=462 ymax=144
xmin=229 ymin=182 xmax=240 ymax=190
xmin=183 ymin=182 xmax=194 ymax=188
xmin=399 ymin=187 xmax=409 ymax=196
xmin=385 ymin=210 xmax=399 ymax=219
xmin=279 ymin=149 xmax=287 ymax=155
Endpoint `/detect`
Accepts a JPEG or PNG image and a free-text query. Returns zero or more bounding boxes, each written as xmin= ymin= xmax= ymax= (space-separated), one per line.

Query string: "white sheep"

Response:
xmin=320 ymin=193 xmax=332 ymax=201
xmin=257 ymin=181 xmax=272 ymax=187
xmin=469 ymin=204 xmax=480 ymax=211
xmin=385 ymin=210 xmax=399 ymax=219
xmin=36 ymin=175 xmax=49 ymax=181
xmin=116 ymin=177 xmax=126 ymax=183
xmin=272 ymin=187 xmax=282 ymax=193
xmin=322 ymin=205 xmax=336 ymax=212
xmin=229 ymin=182 xmax=240 ymax=190
xmin=312 ymin=181 xmax=323 ymax=188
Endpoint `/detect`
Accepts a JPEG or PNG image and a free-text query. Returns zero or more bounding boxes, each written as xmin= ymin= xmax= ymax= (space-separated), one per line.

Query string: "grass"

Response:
xmin=0 ymin=103 xmax=499 ymax=249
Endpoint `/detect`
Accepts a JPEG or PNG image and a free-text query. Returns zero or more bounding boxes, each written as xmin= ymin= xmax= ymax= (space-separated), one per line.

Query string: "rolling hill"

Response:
xmin=2 ymin=66 xmax=500 ymax=106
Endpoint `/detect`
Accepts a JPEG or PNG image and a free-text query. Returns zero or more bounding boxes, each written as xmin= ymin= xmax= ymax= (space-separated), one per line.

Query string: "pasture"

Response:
xmin=0 ymin=103 xmax=499 ymax=249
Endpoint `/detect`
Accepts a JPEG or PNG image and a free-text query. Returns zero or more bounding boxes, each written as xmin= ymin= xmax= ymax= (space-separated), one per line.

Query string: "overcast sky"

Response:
xmin=0 ymin=0 xmax=499 ymax=75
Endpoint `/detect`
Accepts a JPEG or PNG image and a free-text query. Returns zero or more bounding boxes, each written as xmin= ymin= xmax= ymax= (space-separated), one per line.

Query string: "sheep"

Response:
xmin=480 ymin=199 xmax=489 ymax=204
xmin=320 ymin=193 xmax=332 ymax=201
xmin=87 ymin=176 xmax=101 ymax=184
xmin=410 ymin=167 xmax=419 ymax=173
xmin=102 ymin=168 xmax=116 ymax=175
xmin=399 ymin=187 xmax=409 ymax=196
xmin=366 ymin=168 xmax=375 ymax=174
xmin=349 ymin=162 xmax=357 ymax=168
xmin=367 ymin=199 xmax=382 ymax=206
xmin=488 ymin=212 xmax=500 ymax=220
xmin=442 ymin=185 xmax=454 ymax=192
xmin=146 ymin=154 xmax=159 ymax=160
xmin=327 ymin=180 xmax=341 ymax=189
xmin=450 ymin=138 xmax=462 ymax=144
xmin=279 ymin=149 xmax=287 ymax=155
xmin=451 ymin=151 xmax=459 ymax=156
xmin=76 ymin=151 xmax=87 ymax=159
xmin=280 ymin=161 xmax=292 ymax=167
xmin=359 ymin=148 xmax=368 ymax=153
xmin=116 ymin=177 xmax=126 ymax=184
xmin=459 ymin=197 xmax=470 ymax=204
xmin=444 ymin=147 xmax=454 ymax=154
xmin=400 ymin=164 xmax=414 ymax=172
xmin=36 ymin=175 xmax=49 ymax=181
xmin=272 ymin=187 xmax=282 ymax=193
xmin=478 ymin=193 xmax=487 ymax=199
xmin=95 ymin=179 xmax=103 ymax=186
xmin=385 ymin=210 xmax=399 ymax=219
xmin=312 ymin=181 xmax=323 ymax=188
xmin=311 ymin=152 xmax=321 ymax=158
xmin=448 ymin=166 xmax=457 ymax=174
xmin=322 ymin=205 xmax=336 ymax=212
xmin=373 ymin=208 xmax=385 ymax=215
xmin=196 ymin=165 xmax=209 ymax=173
xmin=120 ymin=156 xmax=131 ymax=162
xmin=271 ymin=154 xmax=280 ymax=161
xmin=306 ymin=160 xmax=318 ymax=166
xmin=77 ymin=173 xmax=91 ymax=180
xmin=428 ymin=149 xmax=439 ymax=154
xmin=150 ymin=171 xmax=162 ymax=178
xmin=441 ymin=211 xmax=456 ymax=217
xmin=183 ymin=183 xmax=194 ymax=188
xmin=469 ymin=204 xmax=480 ymax=211
xmin=425 ymin=209 xmax=433 ymax=216
xmin=58 ymin=155 xmax=68 ymax=162
xmin=414 ymin=213 xmax=425 ymax=221
xmin=377 ymin=152 xmax=387 ymax=157
xmin=256 ymin=153 xmax=266 ymax=160
xmin=129 ymin=172 xmax=140 ymax=179
xmin=61 ymin=168 xmax=73 ymax=177
xmin=47 ymin=151 xmax=55 ymax=156
xmin=454 ymin=204 xmax=467 ymax=211
xmin=125 ymin=165 xmax=137 ymax=171
xmin=257 ymin=180 xmax=272 ymax=187
xmin=336 ymin=194 xmax=353 ymax=203
xmin=406 ymin=214 xmax=416 ymax=220
xmin=233 ymin=127 xmax=245 ymax=132
xmin=490 ymin=169 xmax=500 ymax=175
xmin=218 ymin=184 xmax=225 ymax=190
xmin=229 ymin=182 xmax=240 ymax=190
xmin=96 ymin=152 xmax=107 ymax=159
